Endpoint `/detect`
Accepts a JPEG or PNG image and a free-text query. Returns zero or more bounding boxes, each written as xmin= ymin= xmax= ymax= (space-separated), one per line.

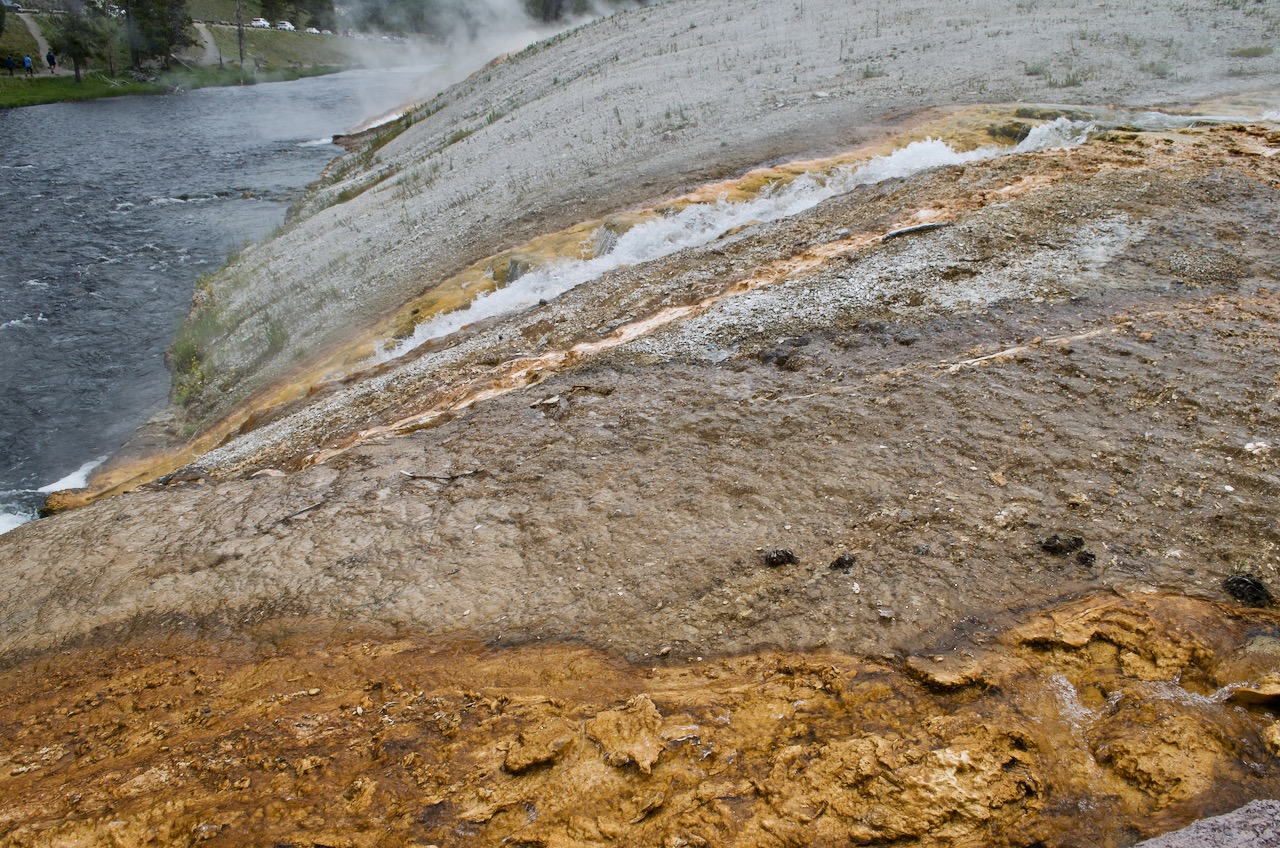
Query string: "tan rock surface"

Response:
xmin=1 ymin=593 xmax=1279 ymax=847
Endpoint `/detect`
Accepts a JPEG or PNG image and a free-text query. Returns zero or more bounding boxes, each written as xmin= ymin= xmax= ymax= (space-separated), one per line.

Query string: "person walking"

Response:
xmin=46 ymin=51 xmax=56 ymax=74
xmin=4 ymin=56 xmax=14 ymax=77
xmin=23 ymin=54 xmax=33 ymax=76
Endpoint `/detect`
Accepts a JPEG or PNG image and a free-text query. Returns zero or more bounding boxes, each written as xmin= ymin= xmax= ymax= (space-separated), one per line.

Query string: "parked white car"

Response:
xmin=304 ymin=27 xmax=320 ymax=34
xmin=276 ymin=20 xmax=295 ymax=31
xmin=249 ymin=17 xmax=270 ymax=27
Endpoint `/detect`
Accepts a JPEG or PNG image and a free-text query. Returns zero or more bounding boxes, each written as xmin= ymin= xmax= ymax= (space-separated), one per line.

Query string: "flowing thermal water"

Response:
xmin=378 ymin=118 xmax=1093 ymax=361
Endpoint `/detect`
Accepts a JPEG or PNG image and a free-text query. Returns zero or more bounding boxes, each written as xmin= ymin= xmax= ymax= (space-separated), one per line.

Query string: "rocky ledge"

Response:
xmin=4 ymin=593 xmax=1280 ymax=846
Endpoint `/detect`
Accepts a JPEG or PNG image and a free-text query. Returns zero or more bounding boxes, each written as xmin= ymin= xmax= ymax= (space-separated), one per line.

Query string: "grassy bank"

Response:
xmin=0 ymin=16 xmax=41 ymax=63
xmin=0 ymin=14 xmax=375 ymax=109
xmin=206 ymin=24 xmax=357 ymax=68
xmin=167 ymin=63 xmax=346 ymax=88
xmin=0 ymin=63 xmax=346 ymax=108
xmin=0 ymin=73 xmax=164 ymax=107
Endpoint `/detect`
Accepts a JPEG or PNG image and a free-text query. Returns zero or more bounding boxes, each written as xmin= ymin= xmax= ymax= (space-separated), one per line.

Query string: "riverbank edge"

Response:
xmin=0 ymin=63 xmax=349 ymax=109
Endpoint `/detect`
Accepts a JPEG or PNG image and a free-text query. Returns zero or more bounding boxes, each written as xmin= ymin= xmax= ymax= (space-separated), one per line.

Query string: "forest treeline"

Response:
xmin=37 ymin=0 xmax=645 ymax=84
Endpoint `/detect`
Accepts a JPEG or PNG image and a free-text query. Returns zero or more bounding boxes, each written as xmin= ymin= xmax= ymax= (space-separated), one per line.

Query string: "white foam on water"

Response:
xmin=1141 ymin=679 xmax=1238 ymax=707
xmin=0 ymin=313 xmax=47 ymax=332
xmin=1048 ymin=673 xmax=1098 ymax=731
xmin=299 ymin=137 xmax=338 ymax=148
xmin=148 ymin=195 xmax=218 ymax=207
xmin=378 ymin=117 xmax=1092 ymax=362
xmin=37 ymin=456 xmax=108 ymax=494
xmin=0 ymin=507 xmax=34 ymax=536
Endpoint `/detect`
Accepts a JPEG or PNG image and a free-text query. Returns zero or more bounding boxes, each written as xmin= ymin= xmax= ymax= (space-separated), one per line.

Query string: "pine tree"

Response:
xmin=132 ymin=0 xmax=196 ymax=69
xmin=48 ymin=1 xmax=110 ymax=83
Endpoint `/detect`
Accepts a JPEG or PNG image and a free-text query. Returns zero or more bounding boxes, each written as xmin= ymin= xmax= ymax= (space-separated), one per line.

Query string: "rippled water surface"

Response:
xmin=0 ymin=68 xmax=435 ymax=531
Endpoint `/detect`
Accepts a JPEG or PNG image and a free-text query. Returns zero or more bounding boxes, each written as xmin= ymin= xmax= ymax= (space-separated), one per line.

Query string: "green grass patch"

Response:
xmin=187 ymin=0 xmax=245 ymax=24
xmin=1139 ymin=60 xmax=1172 ymax=78
xmin=264 ymin=317 xmax=288 ymax=354
xmin=366 ymin=115 xmax=412 ymax=152
xmin=168 ymin=290 xmax=224 ymax=407
xmin=330 ymin=169 xmax=395 ymax=205
xmin=168 ymin=63 xmax=344 ymax=88
xmin=1048 ymin=71 xmax=1084 ymax=88
xmin=0 ymin=62 xmax=341 ymax=107
xmin=1228 ymin=45 xmax=1274 ymax=58
xmin=0 ymin=72 xmax=164 ymax=107
xmin=0 ymin=17 xmax=41 ymax=62
xmin=207 ymin=24 xmax=356 ymax=68
xmin=1226 ymin=64 xmax=1262 ymax=77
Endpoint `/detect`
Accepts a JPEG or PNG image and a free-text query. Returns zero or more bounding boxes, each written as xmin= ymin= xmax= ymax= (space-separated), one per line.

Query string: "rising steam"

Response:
xmin=340 ymin=0 xmax=638 ymax=129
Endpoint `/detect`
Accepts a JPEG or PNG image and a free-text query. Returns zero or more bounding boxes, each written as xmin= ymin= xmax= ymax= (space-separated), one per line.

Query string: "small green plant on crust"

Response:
xmin=168 ymin=277 xmax=224 ymax=406
xmin=265 ymin=319 xmax=289 ymax=355
xmin=1228 ymin=45 xmax=1273 ymax=58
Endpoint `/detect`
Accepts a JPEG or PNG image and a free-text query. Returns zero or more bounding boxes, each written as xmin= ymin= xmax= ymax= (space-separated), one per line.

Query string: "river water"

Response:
xmin=0 ymin=67 xmax=437 ymax=533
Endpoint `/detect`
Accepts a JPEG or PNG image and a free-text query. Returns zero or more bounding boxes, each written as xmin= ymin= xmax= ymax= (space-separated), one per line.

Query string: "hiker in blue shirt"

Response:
xmin=23 ymin=55 xmax=33 ymax=76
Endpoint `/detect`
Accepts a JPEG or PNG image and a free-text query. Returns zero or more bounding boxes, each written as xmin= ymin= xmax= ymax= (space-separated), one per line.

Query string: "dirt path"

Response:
xmin=16 ymin=13 xmax=68 ymax=76
xmin=191 ymin=22 xmax=219 ymax=66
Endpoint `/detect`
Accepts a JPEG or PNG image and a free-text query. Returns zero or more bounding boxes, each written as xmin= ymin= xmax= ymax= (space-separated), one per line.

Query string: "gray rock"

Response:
xmin=1134 ymin=801 xmax=1280 ymax=848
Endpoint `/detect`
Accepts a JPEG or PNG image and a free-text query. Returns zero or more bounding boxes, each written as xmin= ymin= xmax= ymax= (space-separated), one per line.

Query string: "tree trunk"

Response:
xmin=73 ymin=57 xmax=82 ymax=83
